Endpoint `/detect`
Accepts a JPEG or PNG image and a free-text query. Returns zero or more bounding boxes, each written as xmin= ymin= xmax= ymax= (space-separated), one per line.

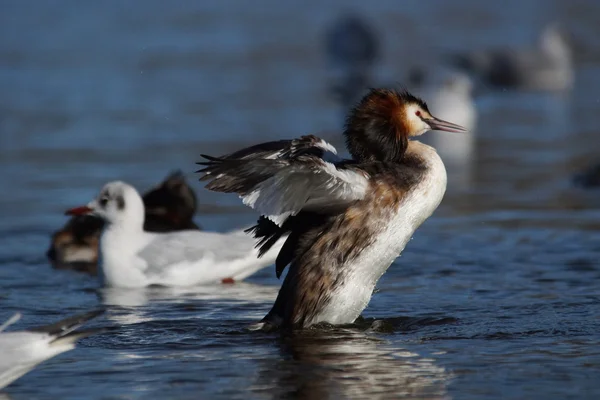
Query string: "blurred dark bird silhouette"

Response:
xmin=47 ymin=170 xmax=201 ymax=274
xmin=448 ymin=24 xmax=573 ymax=92
xmin=573 ymin=162 xmax=600 ymax=189
xmin=324 ymin=14 xmax=379 ymax=71
xmin=324 ymin=14 xmax=380 ymax=111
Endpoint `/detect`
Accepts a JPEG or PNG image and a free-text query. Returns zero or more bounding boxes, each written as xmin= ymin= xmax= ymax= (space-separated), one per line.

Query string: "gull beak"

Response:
xmin=427 ymin=117 xmax=468 ymax=133
xmin=65 ymin=205 xmax=93 ymax=216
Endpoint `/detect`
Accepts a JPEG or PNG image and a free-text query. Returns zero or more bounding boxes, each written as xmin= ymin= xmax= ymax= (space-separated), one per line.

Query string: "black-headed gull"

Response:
xmin=65 ymin=181 xmax=285 ymax=288
xmin=47 ymin=171 xmax=201 ymax=274
xmin=0 ymin=310 xmax=104 ymax=390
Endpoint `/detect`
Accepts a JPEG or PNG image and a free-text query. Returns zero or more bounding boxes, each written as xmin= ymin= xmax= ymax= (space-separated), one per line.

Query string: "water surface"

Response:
xmin=1 ymin=1 xmax=600 ymax=399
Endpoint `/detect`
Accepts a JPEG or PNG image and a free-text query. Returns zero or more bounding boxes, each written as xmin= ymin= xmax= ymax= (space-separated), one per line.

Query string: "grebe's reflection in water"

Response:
xmin=98 ymin=284 xmax=452 ymax=399
xmin=252 ymin=325 xmax=452 ymax=399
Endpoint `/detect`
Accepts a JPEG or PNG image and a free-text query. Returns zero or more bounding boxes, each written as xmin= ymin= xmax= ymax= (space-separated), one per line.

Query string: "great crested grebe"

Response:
xmin=198 ymin=88 xmax=466 ymax=329
xmin=65 ymin=181 xmax=285 ymax=288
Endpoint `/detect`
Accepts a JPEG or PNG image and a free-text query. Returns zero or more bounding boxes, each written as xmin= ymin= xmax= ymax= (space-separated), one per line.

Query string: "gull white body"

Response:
xmin=310 ymin=142 xmax=447 ymax=325
xmin=73 ymin=181 xmax=284 ymax=288
xmin=99 ymin=227 xmax=284 ymax=288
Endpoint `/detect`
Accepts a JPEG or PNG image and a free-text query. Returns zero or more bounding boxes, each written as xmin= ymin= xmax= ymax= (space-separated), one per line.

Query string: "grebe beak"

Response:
xmin=427 ymin=117 xmax=468 ymax=133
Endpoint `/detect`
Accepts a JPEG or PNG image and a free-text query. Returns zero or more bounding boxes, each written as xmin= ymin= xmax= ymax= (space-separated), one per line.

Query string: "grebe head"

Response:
xmin=344 ymin=88 xmax=467 ymax=162
xmin=65 ymin=181 xmax=145 ymax=229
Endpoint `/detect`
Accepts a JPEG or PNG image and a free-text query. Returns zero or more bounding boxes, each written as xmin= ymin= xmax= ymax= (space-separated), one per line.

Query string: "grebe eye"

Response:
xmin=415 ymin=110 xmax=421 ymax=117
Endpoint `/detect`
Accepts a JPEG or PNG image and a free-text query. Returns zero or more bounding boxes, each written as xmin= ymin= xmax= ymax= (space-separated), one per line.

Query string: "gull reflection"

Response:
xmin=99 ymin=282 xmax=279 ymax=307
xmin=98 ymin=282 xmax=279 ymax=326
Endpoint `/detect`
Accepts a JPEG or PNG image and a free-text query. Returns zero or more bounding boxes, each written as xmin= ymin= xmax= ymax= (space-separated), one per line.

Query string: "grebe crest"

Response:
xmin=345 ymin=88 xmax=466 ymax=162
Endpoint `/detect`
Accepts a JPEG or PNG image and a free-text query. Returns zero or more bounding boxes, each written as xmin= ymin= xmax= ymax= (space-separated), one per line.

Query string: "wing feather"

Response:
xmin=198 ymin=135 xmax=369 ymax=227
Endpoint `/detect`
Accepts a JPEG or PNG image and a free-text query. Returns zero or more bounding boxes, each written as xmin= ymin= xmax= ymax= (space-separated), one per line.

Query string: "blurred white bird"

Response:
xmin=449 ymin=24 xmax=573 ymax=92
xmin=410 ymin=68 xmax=477 ymax=133
xmin=0 ymin=310 xmax=104 ymax=390
xmin=66 ymin=181 xmax=285 ymax=288
xmin=410 ymin=68 xmax=477 ymax=190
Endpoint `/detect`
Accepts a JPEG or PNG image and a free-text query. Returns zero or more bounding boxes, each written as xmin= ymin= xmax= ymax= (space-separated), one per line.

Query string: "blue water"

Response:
xmin=1 ymin=0 xmax=600 ymax=399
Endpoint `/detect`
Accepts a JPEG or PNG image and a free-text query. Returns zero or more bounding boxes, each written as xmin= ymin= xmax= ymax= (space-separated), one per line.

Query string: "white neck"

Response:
xmin=406 ymin=139 xmax=442 ymax=164
xmin=98 ymin=217 xmax=150 ymax=287
xmin=104 ymin=214 xmax=144 ymax=235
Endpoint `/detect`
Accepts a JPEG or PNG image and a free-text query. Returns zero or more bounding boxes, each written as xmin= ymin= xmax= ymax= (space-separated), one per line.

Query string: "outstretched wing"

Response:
xmin=197 ymin=135 xmax=370 ymax=226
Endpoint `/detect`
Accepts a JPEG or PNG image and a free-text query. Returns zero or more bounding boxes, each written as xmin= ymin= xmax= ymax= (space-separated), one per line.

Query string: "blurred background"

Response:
xmin=1 ymin=0 xmax=600 ymax=399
